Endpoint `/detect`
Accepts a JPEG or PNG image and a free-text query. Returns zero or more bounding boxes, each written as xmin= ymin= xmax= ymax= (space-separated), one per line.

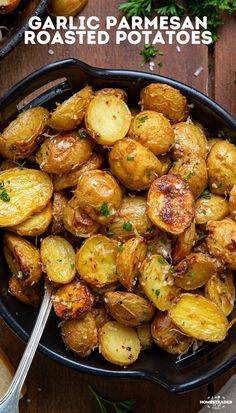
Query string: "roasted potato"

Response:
xmin=136 ymin=324 xmax=154 ymax=350
xmin=140 ymin=255 xmax=180 ymax=311
xmin=169 ymin=156 xmax=208 ymax=199
xmin=159 ymin=155 xmax=172 ymax=176
xmin=8 ymin=275 xmax=41 ymax=307
xmin=172 ymin=122 xmax=208 ymax=160
xmin=147 ymin=175 xmax=194 ymax=235
xmin=140 ymin=83 xmax=189 ymax=124
xmin=229 ymin=184 xmax=236 ymax=221
xmin=85 ymin=93 xmax=131 ymax=145
xmin=0 ymin=0 xmax=21 ymax=14
xmin=75 ymin=235 xmax=118 ymax=287
xmin=169 ymin=294 xmax=229 ymax=342
xmin=147 ymin=233 xmax=172 ymax=259
xmin=104 ymin=291 xmax=155 ymax=327
xmin=9 ymin=203 xmax=52 ymax=237
xmin=172 ymin=223 xmax=197 ymax=264
xmin=151 ymin=312 xmax=193 ymax=355
xmin=61 ymin=312 xmax=98 ymax=356
xmin=40 ymin=236 xmax=76 ymax=284
xmin=95 ymin=88 xmax=128 ymax=102
xmin=174 ymin=252 xmax=216 ymax=290
xmin=99 ymin=321 xmax=141 ymax=366
xmin=205 ymin=271 xmax=235 ymax=316
xmin=207 ymin=138 xmax=222 ymax=152
xmin=74 ymin=170 xmax=122 ymax=224
xmin=104 ymin=196 xmax=154 ymax=240
xmin=51 ymin=192 xmax=68 ymax=235
xmin=116 ymin=237 xmax=147 ymax=290
xmin=91 ymin=305 xmax=111 ymax=329
xmin=36 ymin=130 xmax=94 ymax=174
xmin=52 ymin=279 xmax=94 ymax=320
xmin=129 ymin=110 xmax=174 ymax=155
xmin=53 ymin=152 xmax=104 ymax=191
xmin=0 ymin=107 xmax=49 ymax=160
xmin=207 ymin=140 xmax=236 ymax=194
xmin=63 ymin=194 xmax=100 ymax=237
xmin=48 ymin=0 xmax=87 ymax=17
xmin=0 ymin=168 xmax=53 ymax=227
xmin=48 ymin=86 xmax=93 ymax=131
xmin=4 ymin=232 xmax=42 ymax=286
xmin=109 ymin=138 xmax=162 ymax=191
xmin=195 ymin=194 xmax=229 ymax=226
xmin=206 ymin=218 xmax=236 ymax=270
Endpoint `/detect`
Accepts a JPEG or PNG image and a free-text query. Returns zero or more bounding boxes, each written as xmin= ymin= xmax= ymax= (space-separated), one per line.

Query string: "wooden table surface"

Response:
xmin=0 ymin=1 xmax=236 ymax=412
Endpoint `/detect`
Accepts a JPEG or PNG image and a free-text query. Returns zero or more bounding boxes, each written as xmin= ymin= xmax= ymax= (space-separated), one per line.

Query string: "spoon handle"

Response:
xmin=0 ymin=282 xmax=53 ymax=413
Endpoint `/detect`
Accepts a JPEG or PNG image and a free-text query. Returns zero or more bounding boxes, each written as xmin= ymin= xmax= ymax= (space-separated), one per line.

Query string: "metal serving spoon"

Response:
xmin=0 ymin=282 xmax=53 ymax=413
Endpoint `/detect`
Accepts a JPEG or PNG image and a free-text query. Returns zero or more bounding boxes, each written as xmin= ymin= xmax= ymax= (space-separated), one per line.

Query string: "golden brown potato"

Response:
xmin=151 ymin=312 xmax=193 ymax=355
xmin=8 ymin=275 xmax=41 ymax=307
xmin=207 ymin=138 xmax=222 ymax=152
xmin=9 ymin=203 xmax=52 ymax=237
xmin=61 ymin=312 xmax=97 ymax=356
xmin=74 ymin=170 xmax=122 ymax=224
xmin=53 ymin=152 xmax=104 ymax=191
xmin=0 ymin=0 xmax=21 ymax=14
xmin=172 ymin=223 xmax=197 ymax=264
xmin=169 ymin=156 xmax=208 ymax=199
xmin=75 ymin=235 xmax=118 ymax=287
xmin=52 ymin=279 xmax=94 ymax=320
xmin=36 ymin=130 xmax=94 ymax=174
xmin=169 ymin=293 xmax=229 ymax=342
xmin=159 ymin=155 xmax=172 ymax=176
xmin=207 ymin=140 xmax=236 ymax=194
xmin=0 ymin=168 xmax=53 ymax=227
xmin=48 ymin=0 xmax=87 ymax=17
xmin=63 ymin=194 xmax=100 ymax=237
xmin=85 ymin=94 xmax=131 ymax=145
xmin=0 ymin=107 xmax=49 ymax=160
xmin=109 ymin=138 xmax=162 ymax=191
xmin=172 ymin=122 xmax=208 ymax=160
xmin=147 ymin=233 xmax=172 ymax=259
xmin=91 ymin=305 xmax=111 ymax=329
xmin=104 ymin=196 xmax=154 ymax=240
xmin=205 ymin=271 xmax=235 ymax=316
xmin=4 ymin=233 xmax=42 ymax=286
xmin=129 ymin=111 xmax=174 ymax=155
xmin=48 ymin=86 xmax=93 ymax=131
xmin=116 ymin=237 xmax=147 ymax=291
xmin=136 ymin=324 xmax=154 ymax=350
xmin=99 ymin=321 xmax=141 ymax=366
xmin=174 ymin=252 xmax=216 ymax=290
xmin=147 ymin=175 xmax=194 ymax=235
xmin=51 ymin=192 xmax=68 ymax=235
xmin=95 ymin=88 xmax=128 ymax=102
xmin=104 ymin=291 xmax=155 ymax=327
xmin=206 ymin=218 xmax=236 ymax=270
xmin=140 ymin=83 xmax=189 ymax=124
xmin=40 ymin=236 xmax=76 ymax=284
xmin=140 ymin=255 xmax=180 ymax=311
xmin=229 ymin=184 xmax=236 ymax=221
xmin=195 ymin=194 xmax=229 ymax=226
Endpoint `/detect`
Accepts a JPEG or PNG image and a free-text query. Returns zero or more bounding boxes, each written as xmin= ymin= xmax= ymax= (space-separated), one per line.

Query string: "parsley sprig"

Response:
xmin=119 ymin=0 xmax=153 ymax=18
xmin=157 ymin=0 xmax=185 ymax=17
xmin=89 ymin=385 xmax=136 ymax=413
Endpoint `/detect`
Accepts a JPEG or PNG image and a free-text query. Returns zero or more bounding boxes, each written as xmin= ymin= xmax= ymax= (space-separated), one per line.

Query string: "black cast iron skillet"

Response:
xmin=0 ymin=58 xmax=236 ymax=393
xmin=0 ymin=0 xmax=49 ymax=60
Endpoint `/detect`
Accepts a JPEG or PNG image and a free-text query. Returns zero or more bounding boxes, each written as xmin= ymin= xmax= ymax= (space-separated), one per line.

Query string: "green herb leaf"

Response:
xmin=123 ymin=221 xmax=133 ymax=231
xmin=118 ymin=0 xmax=153 ymax=18
xmin=155 ymin=288 xmax=161 ymax=297
xmin=100 ymin=202 xmax=110 ymax=217
xmin=184 ymin=171 xmax=196 ymax=181
xmin=187 ymin=271 xmax=195 ymax=278
xmin=140 ymin=43 xmax=158 ymax=66
xmin=107 ymin=229 xmax=116 ymax=236
xmin=70 ymin=263 xmax=75 ymax=270
xmin=118 ymin=243 xmax=124 ymax=252
xmin=138 ymin=115 xmax=149 ymax=123
xmin=156 ymin=1 xmax=185 ymax=18
xmin=79 ymin=128 xmax=88 ymax=139
xmin=158 ymin=257 xmax=167 ymax=264
xmin=127 ymin=156 xmax=135 ymax=161
xmin=201 ymin=189 xmax=211 ymax=200
xmin=88 ymin=385 xmax=136 ymax=413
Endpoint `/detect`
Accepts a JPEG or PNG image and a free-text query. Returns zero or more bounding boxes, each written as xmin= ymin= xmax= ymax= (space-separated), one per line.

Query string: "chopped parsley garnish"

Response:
xmin=107 ymin=229 xmax=116 ymax=236
xmin=184 ymin=171 xmax=195 ymax=181
xmin=138 ymin=115 xmax=149 ymax=123
xmin=100 ymin=202 xmax=110 ymax=217
xmin=127 ymin=156 xmax=135 ymax=161
xmin=118 ymin=244 xmax=124 ymax=252
xmin=218 ymin=183 xmax=223 ymax=188
xmin=158 ymin=257 xmax=167 ymax=264
xmin=187 ymin=271 xmax=195 ymax=278
xmin=198 ymin=232 xmax=207 ymax=240
xmin=201 ymin=189 xmax=211 ymax=199
xmin=0 ymin=181 xmax=10 ymax=202
xmin=157 ymin=61 xmax=164 ymax=67
xmin=155 ymin=288 xmax=161 ymax=297
xmin=147 ymin=226 xmax=155 ymax=233
xmin=123 ymin=221 xmax=133 ymax=231
xmin=79 ymin=128 xmax=88 ymax=139
xmin=70 ymin=263 xmax=75 ymax=270
xmin=140 ymin=44 xmax=158 ymax=66
xmin=172 ymin=160 xmax=178 ymax=167
xmin=89 ymin=384 xmax=136 ymax=413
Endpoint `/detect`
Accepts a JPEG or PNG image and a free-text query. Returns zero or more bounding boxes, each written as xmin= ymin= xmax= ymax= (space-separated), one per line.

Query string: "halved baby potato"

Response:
xmin=172 ymin=122 xmax=208 ymax=159
xmin=51 ymin=191 xmax=68 ymax=235
xmin=109 ymin=138 xmax=162 ymax=191
xmin=85 ymin=93 xmax=131 ymax=145
xmin=48 ymin=86 xmax=93 ymax=131
xmin=104 ymin=291 xmax=155 ymax=327
xmin=8 ymin=275 xmax=41 ymax=307
xmin=0 ymin=107 xmax=49 ymax=160
xmin=99 ymin=321 xmax=141 ymax=366
xmin=195 ymin=194 xmax=229 ymax=226
xmin=174 ymin=252 xmax=216 ymax=290
xmin=147 ymin=175 xmax=194 ymax=235
xmin=40 ymin=236 xmax=76 ymax=284
xmin=75 ymin=235 xmax=118 ymax=287
xmin=172 ymin=223 xmax=197 ymax=264
xmin=206 ymin=218 xmax=236 ymax=270
xmin=136 ymin=324 xmax=154 ymax=350
xmin=9 ymin=202 xmax=52 ymax=237
xmin=140 ymin=255 xmax=180 ymax=311
xmin=91 ymin=305 xmax=111 ymax=329
xmin=95 ymin=88 xmax=128 ymax=102
xmin=169 ymin=293 xmax=229 ymax=342
xmin=116 ymin=237 xmax=147 ymax=290
xmin=205 ymin=271 xmax=235 ymax=316
xmin=4 ymin=232 xmax=42 ymax=286
xmin=0 ymin=168 xmax=53 ymax=227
